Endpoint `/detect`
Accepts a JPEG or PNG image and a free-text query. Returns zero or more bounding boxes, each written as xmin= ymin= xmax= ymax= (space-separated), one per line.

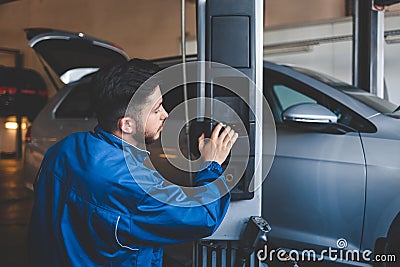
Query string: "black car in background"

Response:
xmin=0 ymin=66 xmax=47 ymax=120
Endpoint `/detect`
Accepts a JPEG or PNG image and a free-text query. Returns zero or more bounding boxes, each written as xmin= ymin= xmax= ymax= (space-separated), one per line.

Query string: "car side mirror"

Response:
xmin=282 ymin=103 xmax=338 ymax=124
xmin=281 ymin=103 xmax=349 ymax=133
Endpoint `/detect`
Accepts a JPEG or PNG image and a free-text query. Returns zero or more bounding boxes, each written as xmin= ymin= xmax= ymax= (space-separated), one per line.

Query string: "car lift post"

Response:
xmin=352 ymin=0 xmax=385 ymax=98
xmin=192 ymin=0 xmax=268 ymax=266
xmin=353 ymin=0 xmax=400 ymax=98
xmin=15 ymin=52 xmax=23 ymax=159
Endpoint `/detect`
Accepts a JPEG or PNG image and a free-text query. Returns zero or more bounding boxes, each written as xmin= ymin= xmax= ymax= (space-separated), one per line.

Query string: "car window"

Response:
xmin=273 ymin=84 xmax=317 ymax=111
xmin=264 ymin=69 xmax=376 ymax=132
xmin=265 ymin=71 xmax=322 ymax=123
xmin=55 ymin=82 xmax=96 ymax=119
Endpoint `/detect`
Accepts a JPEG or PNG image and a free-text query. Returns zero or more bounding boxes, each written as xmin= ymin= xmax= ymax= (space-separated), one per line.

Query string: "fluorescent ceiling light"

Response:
xmin=385 ymin=34 xmax=400 ymax=44
xmin=264 ymin=45 xmax=312 ymax=56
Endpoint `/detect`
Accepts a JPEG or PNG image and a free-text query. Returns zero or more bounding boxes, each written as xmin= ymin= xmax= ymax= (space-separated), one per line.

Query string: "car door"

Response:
xmin=262 ymin=68 xmax=366 ymax=253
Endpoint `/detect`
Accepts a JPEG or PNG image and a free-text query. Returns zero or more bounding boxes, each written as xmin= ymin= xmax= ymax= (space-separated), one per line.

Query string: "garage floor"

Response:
xmin=0 ymin=158 xmax=33 ymax=267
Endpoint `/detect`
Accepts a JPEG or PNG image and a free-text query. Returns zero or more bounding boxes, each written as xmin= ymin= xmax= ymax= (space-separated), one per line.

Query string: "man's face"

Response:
xmin=137 ymin=85 xmax=168 ymax=144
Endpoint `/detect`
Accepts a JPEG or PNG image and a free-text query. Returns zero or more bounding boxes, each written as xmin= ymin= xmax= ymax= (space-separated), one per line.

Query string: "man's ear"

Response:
xmin=118 ymin=117 xmax=136 ymax=134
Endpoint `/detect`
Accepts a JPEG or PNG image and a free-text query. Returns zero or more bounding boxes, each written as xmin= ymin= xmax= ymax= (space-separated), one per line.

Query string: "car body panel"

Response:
xmin=23 ymin=79 xmax=97 ymax=186
xmin=359 ymin=115 xmax=400 ymax=251
xmin=263 ymin=128 xmax=365 ymax=252
xmin=25 ymin=28 xmax=128 ymax=83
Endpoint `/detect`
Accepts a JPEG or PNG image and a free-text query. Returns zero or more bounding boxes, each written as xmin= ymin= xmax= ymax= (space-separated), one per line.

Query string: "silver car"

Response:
xmin=24 ymin=28 xmax=400 ymax=266
xmin=23 ymin=28 xmax=128 ymax=190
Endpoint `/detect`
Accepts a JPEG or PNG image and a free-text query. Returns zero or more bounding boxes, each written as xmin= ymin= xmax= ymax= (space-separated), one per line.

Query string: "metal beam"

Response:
xmin=352 ymin=0 xmax=385 ymax=98
xmin=374 ymin=0 xmax=400 ymax=6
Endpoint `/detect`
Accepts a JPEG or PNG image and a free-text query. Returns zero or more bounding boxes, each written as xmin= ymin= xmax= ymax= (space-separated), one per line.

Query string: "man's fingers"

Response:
xmin=210 ymin=123 xmax=223 ymax=140
xmin=229 ymin=132 xmax=239 ymax=147
xmin=223 ymin=130 xmax=238 ymax=149
xmin=228 ymin=127 xmax=236 ymax=139
xmin=218 ymin=126 xmax=230 ymax=143
xmin=199 ymin=123 xmax=238 ymax=165
xmin=198 ymin=133 xmax=205 ymax=151
xmin=222 ymin=126 xmax=235 ymax=143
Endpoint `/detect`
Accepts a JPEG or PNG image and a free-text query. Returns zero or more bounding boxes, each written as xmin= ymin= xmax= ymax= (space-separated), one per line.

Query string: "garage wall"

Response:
xmin=0 ymin=0 xmax=200 ymax=98
xmin=0 ymin=0 xmax=347 ymax=97
xmin=0 ymin=0 xmax=197 ymax=70
xmin=265 ymin=0 xmax=346 ymax=27
xmin=0 ymin=0 xmax=347 ymax=64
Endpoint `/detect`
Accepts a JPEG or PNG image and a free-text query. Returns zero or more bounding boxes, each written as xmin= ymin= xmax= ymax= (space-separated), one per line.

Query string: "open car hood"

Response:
xmin=25 ymin=28 xmax=129 ymax=84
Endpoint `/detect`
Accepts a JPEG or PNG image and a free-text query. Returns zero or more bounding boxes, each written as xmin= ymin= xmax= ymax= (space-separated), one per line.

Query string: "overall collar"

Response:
xmin=94 ymin=125 xmax=150 ymax=163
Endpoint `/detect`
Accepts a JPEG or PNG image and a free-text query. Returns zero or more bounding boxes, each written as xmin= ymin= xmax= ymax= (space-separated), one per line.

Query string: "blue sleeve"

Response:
xmin=194 ymin=161 xmax=224 ymax=185
xmin=128 ymin=161 xmax=231 ymax=245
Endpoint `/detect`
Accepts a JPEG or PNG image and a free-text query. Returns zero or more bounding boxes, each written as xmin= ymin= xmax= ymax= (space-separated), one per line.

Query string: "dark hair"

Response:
xmin=92 ymin=58 xmax=161 ymax=132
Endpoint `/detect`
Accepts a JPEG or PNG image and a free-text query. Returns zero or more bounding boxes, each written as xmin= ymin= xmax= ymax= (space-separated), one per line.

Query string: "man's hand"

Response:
xmin=198 ymin=123 xmax=239 ymax=165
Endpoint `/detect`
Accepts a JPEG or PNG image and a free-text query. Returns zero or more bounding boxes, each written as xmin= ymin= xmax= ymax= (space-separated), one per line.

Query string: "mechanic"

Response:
xmin=28 ymin=58 xmax=238 ymax=267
